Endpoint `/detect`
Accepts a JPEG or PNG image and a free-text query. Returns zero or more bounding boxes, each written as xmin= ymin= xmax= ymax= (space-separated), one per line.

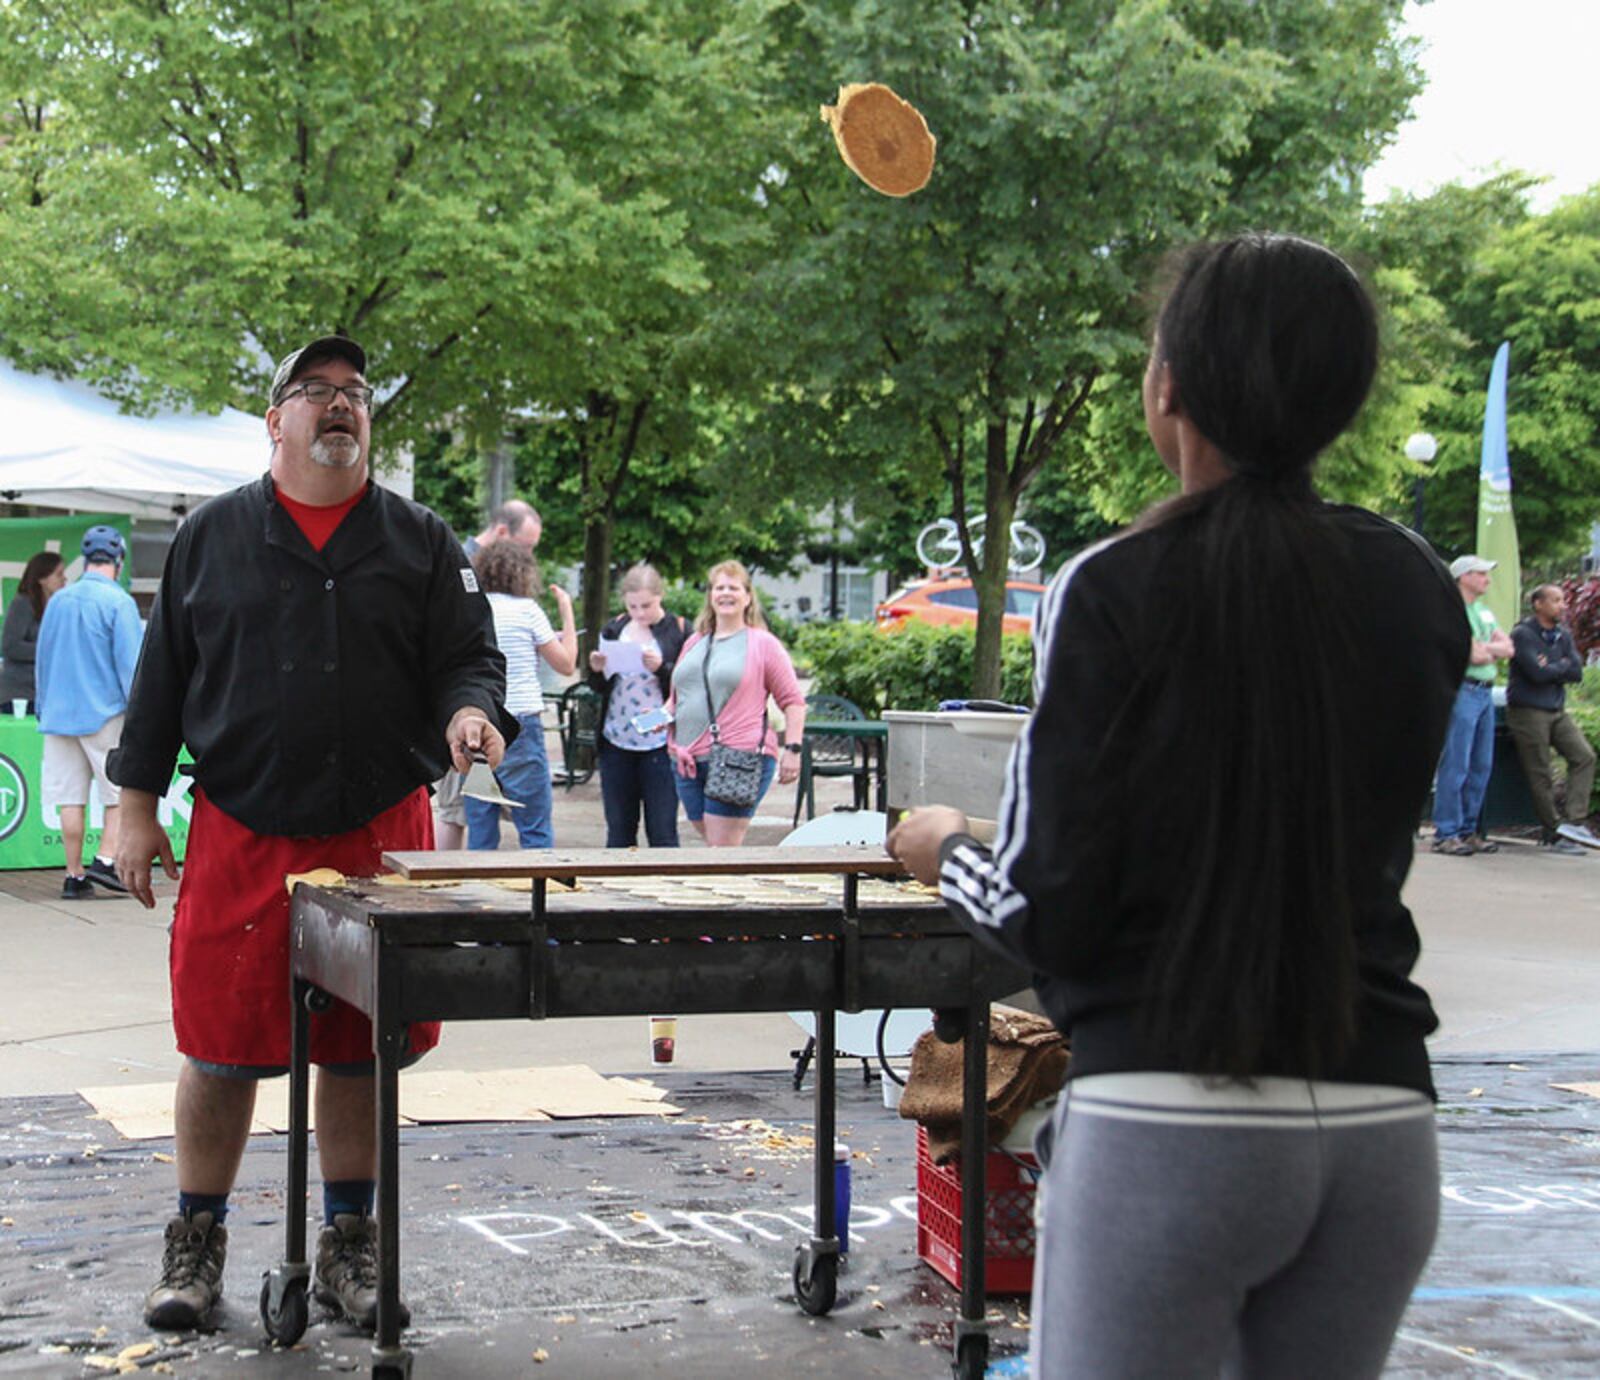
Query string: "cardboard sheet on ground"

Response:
xmin=78 ymin=1080 xmax=289 ymax=1140
xmin=79 ymin=1065 xmax=679 ymax=1140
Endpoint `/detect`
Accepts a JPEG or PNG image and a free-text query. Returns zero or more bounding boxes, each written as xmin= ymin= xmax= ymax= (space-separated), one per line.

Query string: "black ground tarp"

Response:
xmin=3 ymin=1057 xmax=1599 ymax=1377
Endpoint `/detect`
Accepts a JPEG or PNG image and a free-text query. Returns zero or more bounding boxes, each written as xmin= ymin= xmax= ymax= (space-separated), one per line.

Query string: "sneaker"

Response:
xmin=1431 ymin=836 xmax=1474 ymax=856
xmin=83 ymin=857 xmax=130 ymax=893
xmin=1556 ymin=822 xmax=1600 ymax=851
xmin=61 ymin=874 xmax=93 ymax=899
xmin=144 ymin=1211 xmax=227 ymax=1329
xmin=1539 ymin=832 xmax=1587 ymax=857
xmin=1466 ymin=834 xmax=1500 ymax=854
xmin=314 ymin=1213 xmax=410 ymax=1332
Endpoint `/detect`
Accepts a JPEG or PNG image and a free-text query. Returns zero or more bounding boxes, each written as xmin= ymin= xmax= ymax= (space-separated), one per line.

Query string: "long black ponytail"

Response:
xmin=1134 ymin=234 xmax=1379 ymax=1079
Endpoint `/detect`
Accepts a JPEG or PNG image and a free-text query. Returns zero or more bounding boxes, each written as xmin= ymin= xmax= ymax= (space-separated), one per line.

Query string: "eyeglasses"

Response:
xmin=278 ymin=382 xmax=374 ymax=409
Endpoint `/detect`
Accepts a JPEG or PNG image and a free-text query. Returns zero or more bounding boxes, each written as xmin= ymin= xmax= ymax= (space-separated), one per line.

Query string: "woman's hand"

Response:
xmin=640 ymin=644 xmax=663 ymax=672
xmin=589 ymin=649 xmax=607 ymax=673
xmin=551 ymin=584 xmax=573 ymax=617
xmin=777 ymin=748 xmax=800 ymax=786
xmin=886 ymin=805 xmax=970 ymax=886
xmin=670 ymin=743 xmax=697 ymax=778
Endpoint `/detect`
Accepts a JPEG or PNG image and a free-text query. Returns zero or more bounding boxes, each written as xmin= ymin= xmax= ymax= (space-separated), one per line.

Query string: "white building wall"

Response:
xmin=754 ymin=563 xmax=893 ymax=624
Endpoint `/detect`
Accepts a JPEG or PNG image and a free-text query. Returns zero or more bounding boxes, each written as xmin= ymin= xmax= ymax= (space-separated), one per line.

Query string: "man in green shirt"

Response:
xmin=1432 ymin=555 xmax=1514 ymax=855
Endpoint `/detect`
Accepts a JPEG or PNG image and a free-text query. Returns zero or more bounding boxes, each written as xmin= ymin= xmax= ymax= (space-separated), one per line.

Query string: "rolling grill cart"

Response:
xmin=260 ymin=847 xmax=1027 ymax=1380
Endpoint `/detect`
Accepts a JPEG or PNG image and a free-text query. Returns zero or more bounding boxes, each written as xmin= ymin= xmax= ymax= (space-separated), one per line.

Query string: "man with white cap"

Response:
xmin=1431 ymin=555 xmax=1514 ymax=854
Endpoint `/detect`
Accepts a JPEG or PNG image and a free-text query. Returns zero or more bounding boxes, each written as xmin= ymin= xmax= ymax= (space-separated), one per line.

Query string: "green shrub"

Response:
xmin=763 ymin=606 xmax=803 ymax=649
xmin=793 ymin=621 xmax=1035 ymax=713
xmin=661 ymin=584 xmax=703 ymax=621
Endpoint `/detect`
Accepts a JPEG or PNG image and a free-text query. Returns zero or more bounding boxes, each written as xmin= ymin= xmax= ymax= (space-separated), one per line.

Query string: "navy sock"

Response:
xmin=323 ymin=1179 xmax=375 ymax=1225
xmin=177 ymin=1191 xmax=229 ymax=1224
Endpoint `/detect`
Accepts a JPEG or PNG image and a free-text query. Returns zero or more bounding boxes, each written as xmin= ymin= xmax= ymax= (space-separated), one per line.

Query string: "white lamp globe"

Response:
xmin=1404 ymin=432 xmax=1438 ymax=464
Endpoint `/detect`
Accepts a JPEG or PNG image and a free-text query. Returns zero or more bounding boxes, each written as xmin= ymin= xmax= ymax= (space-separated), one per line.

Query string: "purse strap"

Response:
xmin=700 ymin=634 xmax=766 ymax=751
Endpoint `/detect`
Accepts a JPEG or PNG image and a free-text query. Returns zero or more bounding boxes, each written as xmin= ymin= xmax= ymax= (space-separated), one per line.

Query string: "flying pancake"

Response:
xmin=819 ymin=83 xmax=936 ymax=197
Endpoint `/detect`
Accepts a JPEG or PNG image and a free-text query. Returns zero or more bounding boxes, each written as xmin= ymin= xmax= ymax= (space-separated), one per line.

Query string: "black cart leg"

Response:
xmin=261 ymin=979 xmax=315 ymax=1346
xmin=791 ymin=1035 xmax=816 ymax=1092
xmin=371 ymin=1000 xmax=411 ymax=1378
xmin=793 ymin=1005 xmax=840 ymax=1315
xmin=953 ymin=1002 xmax=991 ymax=1380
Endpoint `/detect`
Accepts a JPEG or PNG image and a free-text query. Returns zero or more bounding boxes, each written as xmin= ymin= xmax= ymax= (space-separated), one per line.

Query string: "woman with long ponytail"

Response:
xmin=890 ymin=233 xmax=1469 ymax=1378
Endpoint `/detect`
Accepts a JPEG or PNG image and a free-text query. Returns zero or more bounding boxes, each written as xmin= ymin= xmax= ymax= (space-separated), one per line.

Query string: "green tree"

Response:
xmin=0 ymin=3 xmax=641 ymax=437
xmin=0 ymin=0 xmax=807 ymax=649
xmin=746 ymin=0 xmax=1420 ymax=696
xmin=1366 ymin=182 xmax=1600 ymax=566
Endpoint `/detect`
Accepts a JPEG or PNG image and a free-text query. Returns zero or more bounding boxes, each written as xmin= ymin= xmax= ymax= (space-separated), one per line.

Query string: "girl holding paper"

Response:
xmin=588 ymin=563 xmax=691 ymax=847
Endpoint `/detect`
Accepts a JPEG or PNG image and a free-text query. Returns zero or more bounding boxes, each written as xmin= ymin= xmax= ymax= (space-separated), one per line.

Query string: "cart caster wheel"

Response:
xmin=951 ymin=1331 xmax=988 ymax=1380
xmin=792 ymin=1245 xmax=838 ymax=1316
xmin=258 ymin=1272 xmax=309 ymax=1347
xmin=372 ymin=1348 xmax=413 ymax=1379
xmin=304 ymin=984 xmax=332 ymax=1013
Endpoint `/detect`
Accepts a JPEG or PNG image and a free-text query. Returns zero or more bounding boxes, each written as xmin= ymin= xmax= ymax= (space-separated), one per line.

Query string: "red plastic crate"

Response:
xmin=914 ymin=1123 xmax=1038 ymax=1294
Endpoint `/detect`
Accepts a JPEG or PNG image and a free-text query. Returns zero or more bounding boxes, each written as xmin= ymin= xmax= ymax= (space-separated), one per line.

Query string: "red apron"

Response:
xmin=170 ymin=787 xmax=440 ymax=1067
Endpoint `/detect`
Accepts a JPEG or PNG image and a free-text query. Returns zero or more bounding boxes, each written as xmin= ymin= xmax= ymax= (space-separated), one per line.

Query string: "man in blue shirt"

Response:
xmin=36 ymin=525 xmax=142 ymax=897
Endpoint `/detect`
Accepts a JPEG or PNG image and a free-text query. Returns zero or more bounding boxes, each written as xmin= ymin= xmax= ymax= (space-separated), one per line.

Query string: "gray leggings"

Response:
xmin=1029 ymin=1073 xmax=1438 ymax=1380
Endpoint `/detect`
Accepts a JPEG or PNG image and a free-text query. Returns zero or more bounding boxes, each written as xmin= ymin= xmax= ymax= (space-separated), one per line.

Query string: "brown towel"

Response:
xmin=898 ymin=1005 xmax=1069 ymax=1164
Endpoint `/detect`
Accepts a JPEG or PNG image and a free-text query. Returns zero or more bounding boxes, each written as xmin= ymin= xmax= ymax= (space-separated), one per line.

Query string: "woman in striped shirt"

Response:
xmin=465 ymin=543 xmax=576 ymax=849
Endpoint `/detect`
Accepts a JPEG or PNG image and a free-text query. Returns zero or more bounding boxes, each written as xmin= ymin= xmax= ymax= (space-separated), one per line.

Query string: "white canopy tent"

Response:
xmin=0 ymin=358 xmax=266 ymax=519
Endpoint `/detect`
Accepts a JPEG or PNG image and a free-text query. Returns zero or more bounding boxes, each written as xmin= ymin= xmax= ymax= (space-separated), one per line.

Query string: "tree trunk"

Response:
xmin=483 ymin=437 xmax=510 ymax=516
xmin=969 ymin=421 xmax=1015 ymax=700
xmin=579 ymin=512 xmax=613 ymax=666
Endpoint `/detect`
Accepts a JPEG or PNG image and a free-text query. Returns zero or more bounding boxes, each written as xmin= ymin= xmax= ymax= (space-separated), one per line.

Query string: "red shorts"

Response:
xmin=170 ymin=788 xmax=441 ymax=1067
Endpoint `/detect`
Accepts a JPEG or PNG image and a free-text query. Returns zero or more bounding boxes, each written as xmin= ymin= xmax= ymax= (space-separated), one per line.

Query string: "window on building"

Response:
xmin=821 ymin=568 xmax=878 ymax=621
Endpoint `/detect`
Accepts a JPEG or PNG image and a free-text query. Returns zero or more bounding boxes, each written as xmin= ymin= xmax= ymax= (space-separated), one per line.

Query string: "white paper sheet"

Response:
xmin=597 ymin=637 xmax=648 ymax=675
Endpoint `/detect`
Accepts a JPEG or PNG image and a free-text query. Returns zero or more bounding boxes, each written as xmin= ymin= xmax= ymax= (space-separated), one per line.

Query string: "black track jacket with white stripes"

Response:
xmin=937 ymin=504 xmax=1468 ymax=1099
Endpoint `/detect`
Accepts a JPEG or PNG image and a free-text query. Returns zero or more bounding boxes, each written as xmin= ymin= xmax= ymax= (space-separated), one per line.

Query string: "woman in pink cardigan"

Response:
xmin=666 ymin=561 xmax=806 ymax=846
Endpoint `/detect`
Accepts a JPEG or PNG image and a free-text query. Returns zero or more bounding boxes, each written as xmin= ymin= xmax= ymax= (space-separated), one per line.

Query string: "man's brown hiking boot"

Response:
xmin=314 ymin=1212 xmax=411 ymax=1331
xmin=144 ymin=1211 xmax=227 ymax=1329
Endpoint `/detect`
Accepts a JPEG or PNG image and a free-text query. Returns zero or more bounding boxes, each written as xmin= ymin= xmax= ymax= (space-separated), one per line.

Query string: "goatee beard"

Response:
xmin=310 ymin=434 xmax=361 ymax=469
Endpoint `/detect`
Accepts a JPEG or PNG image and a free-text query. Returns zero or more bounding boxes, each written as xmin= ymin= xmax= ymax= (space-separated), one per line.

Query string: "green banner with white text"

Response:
xmin=1475 ymin=343 xmax=1521 ymax=634
xmin=0 ymin=715 xmax=189 ymax=869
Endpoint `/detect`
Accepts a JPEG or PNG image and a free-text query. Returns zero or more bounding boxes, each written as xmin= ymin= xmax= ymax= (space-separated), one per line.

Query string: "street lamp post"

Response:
xmin=1405 ymin=432 xmax=1438 ymax=541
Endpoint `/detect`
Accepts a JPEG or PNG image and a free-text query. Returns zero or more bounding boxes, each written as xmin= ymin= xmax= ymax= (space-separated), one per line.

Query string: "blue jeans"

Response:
xmin=673 ymin=753 xmax=777 ymax=822
xmin=598 ymin=740 xmax=680 ymax=847
xmin=465 ymin=712 xmax=554 ymax=849
xmin=1434 ymin=683 xmax=1495 ymax=839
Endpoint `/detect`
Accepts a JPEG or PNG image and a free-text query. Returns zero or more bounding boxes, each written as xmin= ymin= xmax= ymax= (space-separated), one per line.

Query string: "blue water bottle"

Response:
xmin=833 ymin=1141 xmax=852 ymax=1255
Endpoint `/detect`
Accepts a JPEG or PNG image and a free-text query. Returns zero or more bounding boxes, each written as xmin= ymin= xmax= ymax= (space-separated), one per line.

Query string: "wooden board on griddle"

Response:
xmin=383 ymin=845 xmax=905 ymax=882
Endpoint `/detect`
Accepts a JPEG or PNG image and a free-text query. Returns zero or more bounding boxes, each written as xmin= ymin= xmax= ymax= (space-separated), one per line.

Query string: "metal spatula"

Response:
xmin=461 ymin=752 xmax=523 ymax=809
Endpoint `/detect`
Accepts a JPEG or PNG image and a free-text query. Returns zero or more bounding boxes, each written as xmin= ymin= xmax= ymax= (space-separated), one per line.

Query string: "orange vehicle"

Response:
xmin=874 ymin=577 xmax=1046 ymax=637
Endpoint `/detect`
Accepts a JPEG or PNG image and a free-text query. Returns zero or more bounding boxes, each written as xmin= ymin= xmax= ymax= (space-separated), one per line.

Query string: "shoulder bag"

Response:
xmin=700 ymin=639 xmax=767 ymax=808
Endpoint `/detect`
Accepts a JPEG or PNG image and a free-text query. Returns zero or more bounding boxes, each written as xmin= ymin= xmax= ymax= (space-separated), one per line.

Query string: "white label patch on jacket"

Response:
xmin=460 ymin=567 xmax=479 ymax=593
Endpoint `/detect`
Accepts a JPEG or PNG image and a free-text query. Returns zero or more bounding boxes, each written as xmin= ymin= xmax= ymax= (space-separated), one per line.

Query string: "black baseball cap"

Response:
xmin=270 ymin=335 xmax=367 ymax=405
